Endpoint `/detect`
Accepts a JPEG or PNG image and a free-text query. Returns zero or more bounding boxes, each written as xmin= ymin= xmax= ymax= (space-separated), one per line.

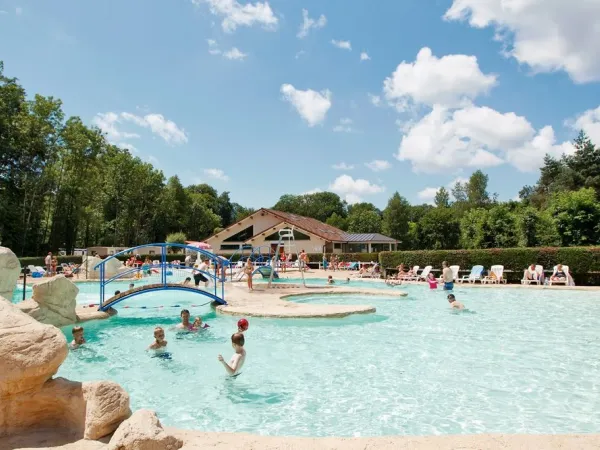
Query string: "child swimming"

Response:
xmin=70 ymin=326 xmax=86 ymax=349
xmin=218 ymin=333 xmax=246 ymax=376
xmin=427 ymin=272 xmax=438 ymax=289
xmin=327 ymin=275 xmax=335 ymax=284
xmin=148 ymin=326 xmax=168 ymax=350
xmin=190 ymin=316 xmax=209 ymax=330
xmin=447 ymin=294 xmax=465 ymax=310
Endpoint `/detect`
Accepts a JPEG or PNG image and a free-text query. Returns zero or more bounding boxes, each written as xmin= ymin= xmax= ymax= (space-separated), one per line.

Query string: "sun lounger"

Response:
xmin=401 ymin=265 xmax=420 ymax=281
xmin=482 ymin=265 xmax=506 ymax=284
xmin=458 ymin=265 xmax=484 ymax=283
xmin=521 ymin=265 xmax=543 ymax=285
xmin=549 ymin=265 xmax=572 ymax=286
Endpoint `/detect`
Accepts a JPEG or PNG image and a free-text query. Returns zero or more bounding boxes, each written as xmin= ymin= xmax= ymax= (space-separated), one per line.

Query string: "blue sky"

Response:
xmin=2 ymin=0 xmax=600 ymax=209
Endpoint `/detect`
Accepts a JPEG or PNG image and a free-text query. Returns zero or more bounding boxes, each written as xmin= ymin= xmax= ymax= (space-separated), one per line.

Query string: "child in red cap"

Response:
xmin=237 ymin=318 xmax=249 ymax=333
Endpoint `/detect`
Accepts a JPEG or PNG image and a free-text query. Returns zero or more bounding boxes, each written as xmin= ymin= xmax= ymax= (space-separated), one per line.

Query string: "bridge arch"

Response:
xmin=93 ymin=243 xmax=229 ymax=311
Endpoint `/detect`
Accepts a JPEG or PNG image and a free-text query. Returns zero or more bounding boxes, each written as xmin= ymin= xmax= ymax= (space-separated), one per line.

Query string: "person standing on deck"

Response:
xmin=45 ymin=252 xmax=52 ymax=277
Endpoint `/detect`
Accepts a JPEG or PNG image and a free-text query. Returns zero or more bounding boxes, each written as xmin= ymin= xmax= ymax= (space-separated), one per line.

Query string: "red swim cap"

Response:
xmin=237 ymin=318 xmax=249 ymax=331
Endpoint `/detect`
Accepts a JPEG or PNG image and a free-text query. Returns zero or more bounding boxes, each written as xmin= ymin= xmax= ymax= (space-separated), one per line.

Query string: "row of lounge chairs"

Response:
xmin=388 ymin=265 xmax=573 ymax=286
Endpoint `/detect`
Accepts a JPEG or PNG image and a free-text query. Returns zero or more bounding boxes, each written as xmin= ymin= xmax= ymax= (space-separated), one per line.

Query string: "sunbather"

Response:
xmin=523 ymin=264 xmax=540 ymax=282
xmin=551 ymin=264 xmax=567 ymax=282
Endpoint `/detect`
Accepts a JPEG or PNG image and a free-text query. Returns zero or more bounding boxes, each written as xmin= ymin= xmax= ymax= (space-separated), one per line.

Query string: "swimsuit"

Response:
xmin=444 ymin=282 xmax=454 ymax=290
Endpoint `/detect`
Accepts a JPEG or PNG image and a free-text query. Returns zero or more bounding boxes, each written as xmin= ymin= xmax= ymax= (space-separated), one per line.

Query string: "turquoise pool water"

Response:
xmin=14 ymin=282 xmax=600 ymax=436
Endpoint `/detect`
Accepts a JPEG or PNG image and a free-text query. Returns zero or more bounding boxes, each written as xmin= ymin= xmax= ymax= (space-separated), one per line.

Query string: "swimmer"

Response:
xmin=176 ymin=309 xmax=191 ymax=329
xmin=427 ymin=272 xmax=438 ymax=289
xmin=218 ymin=333 xmax=246 ymax=376
xmin=447 ymin=294 xmax=464 ymax=310
xmin=148 ymin=326 xmax=168 ymax=350
xmin=441 ymin=261 xmax=454 ymax=291
xmin=190 ymin=316 xmax=209 ymax=330
xmin=327 ymin=275 xmax=335 ymax=284
xmin=114 ymin=290 xmax=121 ymax=296
xmin=128 ymin=283 xmax=134 ymax=290
xmin=70 ymin=326 xmax=86 ymax=349
xmin=237 ymin=318 xmax=249 ymax=333
xmin=346 ymin=278 xmax=350 ymax=284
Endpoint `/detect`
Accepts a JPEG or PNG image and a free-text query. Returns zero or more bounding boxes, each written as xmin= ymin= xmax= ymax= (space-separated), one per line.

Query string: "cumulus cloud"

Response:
xmin=365 ymin=160 xmax=392 ymax=172
xmin=92 ymin=112 xmax=140 ymax=142
xmin=199 ymin=0 xmax=278 ymax=33
xmin=418 ymin=177 xmax=470 ymax=204
xmin=207 ymin=39 xmax=222 ymax=55
xmin=569 ymin=105 xmax=600 ymax=144
xmin=368 ymin=94 xmax=382 ymax=107
xmin=280 ymin=84 xmax=332 ymax=127
xmin=223 ymin=47 xmax=247 ymax=60
xmin=444 ymin=0 xmax=600 ymax=83
xmin=303 ymin=188 xmax=323 ymax=195
xmin=396 ymin=104 xmax=572 ymax=173
xmin=333 ymin=118 xmax=353 ymax=133
xmin=203 ymin=168 xmax=229 ymax=181
xmin=297 ymin=9 xmax=326 ymax=38
xmin=360 ymin=52 xmax=371 ymax=61
xmin=331 ymin=40 xmax=352 ymax=51
xmin=329 ymin=174 xmax=384 ymax=204
xmin=383 ymin=47 xmax=497 ymax=110
xmin=332 ymin=162 xmax=354 ymax=170
xmin=94 ymin=112 xmax=188 ymax=145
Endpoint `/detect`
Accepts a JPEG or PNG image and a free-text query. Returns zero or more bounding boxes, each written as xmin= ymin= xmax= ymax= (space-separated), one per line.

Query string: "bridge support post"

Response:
xmin=100 ymin=264 xmax=105 ymax=309
xmin=161 ymin=245 xmax=167 ymax=286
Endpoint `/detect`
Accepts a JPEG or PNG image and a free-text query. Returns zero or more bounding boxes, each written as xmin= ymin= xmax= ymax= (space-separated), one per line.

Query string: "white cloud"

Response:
xmin=280 ymin=84 xmax=332 ymax=127
xmin=200 ymin=0 xmax=278 ymax=33
xmin=0 ymin=10 xmax=7 ymax=14
xmin=418 ymin=177 xmax=469 ymax=204
xmin=333 ymin=117 xmax=353 ymax=133
xmin=360 ymin=52 xmax=371 ymax=61
xmin=331 ymin=40 xmax=352 ymax=51
xmin=365 ymin=160 xmax=392 ymax=172
xmin=332 ymin=162 xmax=354 ymax=170
xmin=223 ymin=47 xmax=247 ymax=60
xmin=15 ymin=7 xmax=22 ymax=15
xmin=207 ymin=39 xmax=222 ymax=55
xmin=396 ymin=104 xmax=572 ymax=173
xmin=383 ymin=47 xmax=497 ymax=110
xmin=297 ymin=9 xmax=326 ymax=38
xmin=147 ymin=155 xmax=159 ymax=165
xmin=118 ymin=143 xmax=138 ymax=153
xmin=444 ymin=0 xmax=600 ymax=83
xmin=368 ymin=94 xmax=381 ymax=107
xmin=329 ymin=175 xmax=384 ymax=204
xmin=122 ymin=113 xmax=188 ymax=145
xmin=92 ymin=113 xmax=140 ymax=142
xmin=203 ymin=168 xmax=230 ymax=181
xmin=295 ymin=50 xmax=306 ymax=59
xmin=570 ymin=105 xmax=600 ymax=144
xmin=303 ymin=188 xmax=323 ymax=195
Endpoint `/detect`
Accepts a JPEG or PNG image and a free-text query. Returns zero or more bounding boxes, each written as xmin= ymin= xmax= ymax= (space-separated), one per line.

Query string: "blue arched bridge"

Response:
xmin=93 ymin=243 xmax=229 ymax=311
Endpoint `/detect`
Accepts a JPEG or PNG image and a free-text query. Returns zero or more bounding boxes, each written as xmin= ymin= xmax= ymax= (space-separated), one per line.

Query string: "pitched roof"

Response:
xmin=264 ymin=209 xmax=348 ymax=242
xmin=343 ymin=233 xmax=397 ymax=243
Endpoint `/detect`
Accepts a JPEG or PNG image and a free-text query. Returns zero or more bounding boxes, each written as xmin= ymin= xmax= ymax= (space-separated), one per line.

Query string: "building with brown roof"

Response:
xmin=205 ymin=208 xmax=398 ymax=256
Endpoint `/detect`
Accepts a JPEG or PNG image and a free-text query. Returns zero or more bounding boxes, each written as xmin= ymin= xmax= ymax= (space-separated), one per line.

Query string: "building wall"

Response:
xmin=206 ymin=213 xmax=282 ymax=255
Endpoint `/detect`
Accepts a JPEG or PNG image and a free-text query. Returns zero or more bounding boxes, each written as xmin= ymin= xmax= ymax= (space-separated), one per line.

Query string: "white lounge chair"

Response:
xmin=482 ymin=265 xmax=506 ymax=284
xmin=402 ymin=265 xmax=421 ymax=281
xmin=459 ymin=265 xmax=484 ymax=283
xmin=549 ymin=265 xmax=571 ymax=286
xmin=359 ymin=263 xmax=381 ymax=278
xmin=404 ymin=265 xmax=432 ymax=282
xmin=521 ymin=265 xmax=543 ymax=285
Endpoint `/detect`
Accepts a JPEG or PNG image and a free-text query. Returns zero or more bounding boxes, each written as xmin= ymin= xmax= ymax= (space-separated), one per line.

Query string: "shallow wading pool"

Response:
xmin=14 ymin=282 xmax=600 ymax=437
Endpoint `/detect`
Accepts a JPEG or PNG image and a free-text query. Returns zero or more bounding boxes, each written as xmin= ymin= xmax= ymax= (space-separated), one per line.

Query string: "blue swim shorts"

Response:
xmin=443 ymin=282 xmax=454 ymax=290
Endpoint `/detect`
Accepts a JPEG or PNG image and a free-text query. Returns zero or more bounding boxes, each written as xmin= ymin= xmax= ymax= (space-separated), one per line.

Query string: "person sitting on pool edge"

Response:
xmin=447 ymin=294 xmax=464 ymax=310
xmin=237 ymin=318 xmax=249 ymax=333
xmin=148 ymin=326 xmax=167 ymax=350
xmin=218 ymin=332 xmax=246 ymax=376
xmin=70 ymin=326 xmax=86 ymax=349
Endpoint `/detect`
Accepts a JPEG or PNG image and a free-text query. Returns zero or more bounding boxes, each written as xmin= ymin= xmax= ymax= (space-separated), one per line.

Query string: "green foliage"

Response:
xmin=273 ymin=192 xmax=346 ymax=223
xmin=417 ymin=207 xmax=460 ymax=250
xmin=165 ymin=232 xmax=187 ymax=245
xmin=347 ymin=210 xmax=382 ymax=233
xmin=548 ymin=188 xmax=600 ymax=246
xmin=326 ymin=212 xmax=348 ymax=231
xmin=381 ymin=193 xmax=411 ymax=247
xmin=434 ymin=187 xmax=450 ymax=208
xmin=379 ymin=247 xmax=600 ymax=284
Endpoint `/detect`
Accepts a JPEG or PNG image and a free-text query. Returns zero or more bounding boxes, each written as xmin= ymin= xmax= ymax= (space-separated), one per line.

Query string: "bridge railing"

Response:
xmin=93 ymin=243 xmax=229 ymax=309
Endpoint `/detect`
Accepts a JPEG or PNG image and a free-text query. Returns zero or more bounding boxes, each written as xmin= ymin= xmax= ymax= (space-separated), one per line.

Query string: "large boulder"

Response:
xmin=108 ymin=409 xmax=183 ymax=450
xmin=0 ymin=300 xmax=131 ymax=439
xmin=0 ymin=247 xmax=20 ymax=301
xmin=84 ymin=256 xmax=125 ymax=280
xmin=15 ymin=275 xmax=78 ymax=327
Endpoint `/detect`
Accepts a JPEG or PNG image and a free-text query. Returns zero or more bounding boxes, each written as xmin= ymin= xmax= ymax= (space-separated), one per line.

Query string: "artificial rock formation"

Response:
xmin=0 ymin=246 xmax=20 ymax=301
xmin=108 ymin=409 xmax=183 ymax=450
xmin=0 ymin=300 xmax=131 ymax=439
xmin=15 ymin=274 xmax=79 ymax=327
xmin=84 ymin=256 xmax=128 ymax=280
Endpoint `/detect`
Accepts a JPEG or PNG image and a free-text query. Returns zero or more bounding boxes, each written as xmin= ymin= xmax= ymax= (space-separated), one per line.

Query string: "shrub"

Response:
xmin=379 ymin=247 xmax=600 ymax=284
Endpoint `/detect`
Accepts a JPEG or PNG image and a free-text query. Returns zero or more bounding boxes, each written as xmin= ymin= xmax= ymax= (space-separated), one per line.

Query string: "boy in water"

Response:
xmin=237 ymin=318 xmax=249 ymax=333
xmin=70 ymin=326 xmax=86 ymax=349
xmin=148 ymin=326 xmax=167 ymax=349
xmin=218 ymin=333 xmax=246 ymax=376
xmin=191 ymin=316 xmax=210 ymax=330
xmin=327 ymin=275 xmax=335 ymax=284
xmin=176 ymin=309 xmax=191 ymax=329
xmin=447 ymin=294 xmax=465 ymax=310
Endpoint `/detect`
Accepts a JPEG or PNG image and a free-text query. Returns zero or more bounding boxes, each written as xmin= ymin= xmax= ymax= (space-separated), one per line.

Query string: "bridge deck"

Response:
xmin=99 ymin=283 xmax=227 ymax=311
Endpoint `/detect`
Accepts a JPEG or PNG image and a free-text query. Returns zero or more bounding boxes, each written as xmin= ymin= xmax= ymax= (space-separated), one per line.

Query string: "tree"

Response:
xmin=467 ymin=170 xmax=491 ymax=208
xmin=326 ymin=212 xmax=348 ymax=231
xmin=434 ymin=187 xmax=451 ymax=208
xmin=549 ymin=188 xmax=600 ymax=246
xmin=166 ymin=232 xmax=187 ymax=245
xmin=566 ymin=130 xmax=600 ymax=194
xmin=347 ymin=210 xmax=382 ymax=233
xmin=381 ymin=193 xmax=411 ymax=247
xmin=417 ymin=208 xmax=460 ymax=250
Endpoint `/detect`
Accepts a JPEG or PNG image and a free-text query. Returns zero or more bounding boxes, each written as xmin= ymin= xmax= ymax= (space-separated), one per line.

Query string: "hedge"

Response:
xmin=379 ymin=247 xmax=600 ymax=285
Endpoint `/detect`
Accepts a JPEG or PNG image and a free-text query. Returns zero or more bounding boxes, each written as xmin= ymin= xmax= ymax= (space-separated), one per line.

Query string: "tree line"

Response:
xmin=2 ymin=61 xmax=599 ymax=256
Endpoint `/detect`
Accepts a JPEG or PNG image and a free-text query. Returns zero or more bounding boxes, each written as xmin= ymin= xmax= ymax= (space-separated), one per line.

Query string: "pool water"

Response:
xmin=17 ymin=282 xmax=600 ymax=436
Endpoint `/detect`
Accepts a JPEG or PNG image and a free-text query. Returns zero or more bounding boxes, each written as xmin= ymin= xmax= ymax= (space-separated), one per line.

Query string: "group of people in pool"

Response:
xmin=69 ymin=312 xmax=250 ymax=376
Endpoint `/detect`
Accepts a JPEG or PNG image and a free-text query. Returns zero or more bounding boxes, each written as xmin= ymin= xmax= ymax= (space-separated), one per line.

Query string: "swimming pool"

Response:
xmin=17 ymin=282 xmax=600 ymax=436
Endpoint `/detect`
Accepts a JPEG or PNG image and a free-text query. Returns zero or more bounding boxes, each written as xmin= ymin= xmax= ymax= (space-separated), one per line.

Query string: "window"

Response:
xmin=263 ymin=230 xmax=311 ymax=241
xmin=346 ymin=243 xmax=368 ymax=253
xmin=224 ymin=226 xmax=254 ymax=242
xmin=220 ymin=244 xmax=240 ymax=250
xmin=334 ymin=243 xmax=342 ymax=249
xmin=371 ymin=244 xmax=390 ymax=253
